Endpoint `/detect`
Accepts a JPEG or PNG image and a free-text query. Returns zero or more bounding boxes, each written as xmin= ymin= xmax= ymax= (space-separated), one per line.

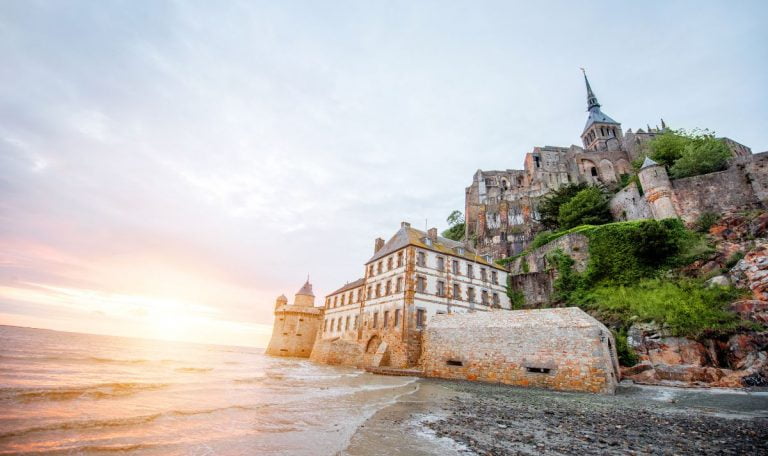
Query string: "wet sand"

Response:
xmin=343 ymin=379 xmax=768 ymax=456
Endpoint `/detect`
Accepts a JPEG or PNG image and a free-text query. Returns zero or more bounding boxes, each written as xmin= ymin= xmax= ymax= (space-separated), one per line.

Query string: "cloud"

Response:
xmin=0 ymin=0 xmax=766 ymax=345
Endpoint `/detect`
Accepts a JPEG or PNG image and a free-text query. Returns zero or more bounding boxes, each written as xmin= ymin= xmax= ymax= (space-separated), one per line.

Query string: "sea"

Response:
xmin=0 ymin=325 xmax=424 ymax=455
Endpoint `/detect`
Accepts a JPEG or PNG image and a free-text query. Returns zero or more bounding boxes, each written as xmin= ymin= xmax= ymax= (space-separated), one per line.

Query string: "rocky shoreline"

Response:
xmin=344 ymin=378 xmax=768 ymax=456
xmin=424 ymin=380 xmax=768 ymax=456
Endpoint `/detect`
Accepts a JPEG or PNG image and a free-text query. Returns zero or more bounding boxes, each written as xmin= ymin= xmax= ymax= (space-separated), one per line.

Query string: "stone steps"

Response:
xmin=365 ymin=366 xmax=424 ymax=377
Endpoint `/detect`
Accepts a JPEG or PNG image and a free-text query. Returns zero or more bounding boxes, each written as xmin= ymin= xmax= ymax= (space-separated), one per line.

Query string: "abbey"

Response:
xmin=466 ymin=72 xmax=757 ymax=259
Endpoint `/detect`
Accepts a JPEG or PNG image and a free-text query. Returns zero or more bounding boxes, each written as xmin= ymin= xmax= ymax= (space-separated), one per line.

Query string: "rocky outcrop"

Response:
xmin=622 ymin=322 xmax=768 ymax=388
xmin=729 ymin=242 xmax=768 ymax=301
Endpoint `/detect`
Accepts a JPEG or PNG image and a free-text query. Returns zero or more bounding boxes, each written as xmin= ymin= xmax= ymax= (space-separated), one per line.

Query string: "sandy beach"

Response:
xmin=344 ymin=379 xmax=768 ymax=456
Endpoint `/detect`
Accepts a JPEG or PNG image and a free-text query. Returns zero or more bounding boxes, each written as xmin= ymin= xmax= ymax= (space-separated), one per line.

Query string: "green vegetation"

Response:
xmin=537 ymin=183 xmax=588 ymax=229
xmin=725 ymin=251 xmax=745 ymax=269
xmin=578 ymin=279 xmax=743 ymax=338
xmin=537 ymin=218 xmax=748 ymax=339
xmin=508 ymin=288 xmax=526 ymax=310
xmin=557 ymin=187 xmax=613 ymax=230
xmin=644 ymin=129 xmax=731 ymax=179
xmin=613 ymin=329 xmax=639 ymax=367
xmin=695 ymin=212 xmax=720 ymax=233
xmin=442 ymin=210 xmax=465 ymax=241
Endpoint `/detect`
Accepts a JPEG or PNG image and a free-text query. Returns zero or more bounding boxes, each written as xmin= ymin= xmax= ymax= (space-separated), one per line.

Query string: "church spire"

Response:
xmin=581 ymin=68 xmax=601 ymax=111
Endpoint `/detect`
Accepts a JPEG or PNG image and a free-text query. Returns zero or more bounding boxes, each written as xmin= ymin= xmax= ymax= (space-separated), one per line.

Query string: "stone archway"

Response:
xmin=365 ymin=335 xmax=381 ymax=354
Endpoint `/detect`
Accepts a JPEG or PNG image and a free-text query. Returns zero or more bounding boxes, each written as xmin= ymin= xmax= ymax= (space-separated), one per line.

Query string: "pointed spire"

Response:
xmin=641 ymin=156 xmax=659 ymax=169
xmin=581 ymin=68 xmax=601 ymax=111
xmin=661 ymin=118 xmax=667 ymax=129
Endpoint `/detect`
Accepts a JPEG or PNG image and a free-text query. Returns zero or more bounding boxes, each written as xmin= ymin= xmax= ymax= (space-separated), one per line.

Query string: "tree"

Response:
xmin=536 ymin=183 xmax=588 ymax=229
xmin=442 ymin=210 xmax=465 ymax=241
xmin=647 ymin=129 xmax=690 ymax=168
xmin=669 ymin=136 xmax=730 ymax=178
xmin=557 ymin=187 xmax=613 ymax=229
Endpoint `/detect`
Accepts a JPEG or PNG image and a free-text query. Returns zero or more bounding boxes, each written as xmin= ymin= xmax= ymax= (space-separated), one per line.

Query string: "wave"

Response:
xmin=174 ymin=367 xmax=213 ymax=373
xmin=0 ymin=382 xmax=169 ymax=402
xmin=0 ymin=404 xmax=264 ymax=440
xmin=0 ymin=354 xmax=157 ymax=366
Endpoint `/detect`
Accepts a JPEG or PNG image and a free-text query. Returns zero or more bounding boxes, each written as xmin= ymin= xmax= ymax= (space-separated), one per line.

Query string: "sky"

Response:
xmin=1 ymin=1 xmax=766 ymax=347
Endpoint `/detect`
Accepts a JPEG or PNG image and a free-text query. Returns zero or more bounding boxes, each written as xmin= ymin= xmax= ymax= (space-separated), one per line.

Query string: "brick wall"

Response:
xmin=421 ymin=308 xmax=619 ymax=394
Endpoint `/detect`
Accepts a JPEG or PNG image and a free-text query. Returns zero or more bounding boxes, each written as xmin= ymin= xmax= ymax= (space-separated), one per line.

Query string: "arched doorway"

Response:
xmin=365 ymin=335 xmax=381 ymax=354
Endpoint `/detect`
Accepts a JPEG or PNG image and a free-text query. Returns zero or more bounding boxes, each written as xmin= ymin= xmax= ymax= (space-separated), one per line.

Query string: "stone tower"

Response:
xmin=638 ymin=156 xmax=678 ymax=219
xmin=580 ymin=70 xmax=623 ymax=152
xmin=265 ymin=280 xmax=323 ymax=358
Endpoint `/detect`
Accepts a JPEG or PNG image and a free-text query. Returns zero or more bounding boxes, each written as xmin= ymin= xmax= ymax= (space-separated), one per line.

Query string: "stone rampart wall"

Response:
xmin=508 ymin=233 xmax=589 ymax=275
xmin=508 ymin=271 xmax=555 ymax=306
xmin=421 ymin=309 xmax=619 ymax=394
xmin=308 ymin=337 xmax=364 ymax=367
xmin=610 ymin=182 xmax=652 ymax=221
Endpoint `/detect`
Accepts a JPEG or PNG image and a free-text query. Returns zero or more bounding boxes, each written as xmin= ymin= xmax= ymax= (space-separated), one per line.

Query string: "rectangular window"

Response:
xmin=417 ymin=251 xmax=426 ymax=267
xmin=367 ymin=286 xmax=372 ymax=299
xmin=341 ymin=294 xmax=345 ymax=305
xmin=345 ymin=316 xmax=350 ymax=330
xmin=373 ymin=312 xmax=378 ymax=328
xmin=383 ymin=311 xmax=389 ymax=328
xmin=452 ymin=260 xmax=459 ymax=274
xmin=324 ymin=319 xmax=328 ymax=332
xmin=397 ymin=251 xmax=403 ymax=267
xmin=436 ymin=280 xmax=445 ymax=297
xmin=492 ymin=271 xmax=498 ymax=284
xmin=467 ymin=287 xmax=475 ymax=302
xmin=467 ymin=264 xmax=474 ymax=278
xmin=481 ymin=268 xmax=487 ymax=282
xmin=493 ymin=292 xmax=500 ymax=307
xmin=437 ymin=256 xmax=444 ymax=271
xmin=481 ymin=290 xmax=489 ymax=305
xmin=387 ymin=257 xmax=393 ymax=270
xmin=416 ymin=308 xmax=426 ymax=328
xmin=368 ymin=265 xmax=373 ymax=277
xmin=325 ymin=298 xmax=330 ymax=309
xmin=354 ymin=315 xmax=359 ymax=329
xmin=453 ymin=283 xmax=461 ymax=300
xmin=334 ymin=296 xmax=338 ymax=307
xmin=376 ymin=283 xmax=381 ymax=297
xmin=386 ymin=280 xmax=392 ymax=295
xmin=416 ymin=276 xmax=426 ymax=293
xmin=337 ymin=319 xmax=342 ymax=331
xmin=396 ymin=277 xmax=403 ymax=293
xmin=377 ymin=261 xmax=383 ymax=274
xmin=394 ymin=309 xmax=400 ymax=327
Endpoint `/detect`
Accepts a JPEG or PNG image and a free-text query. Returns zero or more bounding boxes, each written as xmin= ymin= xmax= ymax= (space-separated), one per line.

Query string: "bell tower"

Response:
xmin=580 ymin=70 xmax=623 ymax=151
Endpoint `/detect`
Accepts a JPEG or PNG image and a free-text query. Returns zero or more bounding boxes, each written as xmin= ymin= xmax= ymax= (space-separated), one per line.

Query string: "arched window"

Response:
xmin=591 ymin=167 xmax=598 ymax=177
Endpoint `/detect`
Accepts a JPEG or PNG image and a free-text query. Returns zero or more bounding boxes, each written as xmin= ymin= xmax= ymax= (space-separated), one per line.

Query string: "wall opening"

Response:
xmin=446 ymin=360 xmax=464 ymax=367
xmin=526 ymin=367 xmax=551 ymax=374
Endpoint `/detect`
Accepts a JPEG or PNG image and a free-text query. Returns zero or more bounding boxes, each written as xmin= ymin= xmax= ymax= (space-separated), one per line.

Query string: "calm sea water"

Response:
xmin=0 ymin=325 xmax=419 ymax=455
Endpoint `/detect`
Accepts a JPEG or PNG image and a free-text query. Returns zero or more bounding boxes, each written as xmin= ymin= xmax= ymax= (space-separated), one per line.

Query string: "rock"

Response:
xmin=706 ymin=275 xmax=731 ymax=287
xmin=729 ymin=243 xmax=768 ymax=301
xmin=654 ymin=365 xmax=725 ymax=383
xmin=729 ymin=300 xmax=768 ymax=325
xmin=621 ymin=361 xmax=653 ymax=377
xmin=701 ymin=261 xmax=721 ymax=275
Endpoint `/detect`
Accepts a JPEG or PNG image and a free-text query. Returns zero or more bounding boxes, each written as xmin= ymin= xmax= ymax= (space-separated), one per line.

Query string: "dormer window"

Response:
xmin=455 ymin=247 xmax=465 ymax=255
xmin=425 ymin=237 xmax=433 ymax=246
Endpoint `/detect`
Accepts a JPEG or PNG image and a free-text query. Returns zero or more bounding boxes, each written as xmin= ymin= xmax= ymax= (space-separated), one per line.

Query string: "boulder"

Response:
xmin=705 ymin=275 xmax=731 ymax=287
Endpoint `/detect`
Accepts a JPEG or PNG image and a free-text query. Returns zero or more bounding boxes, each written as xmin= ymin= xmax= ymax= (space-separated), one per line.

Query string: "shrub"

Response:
xmin=613 ymin=329 xmax=639 ymax=366
xmin=441 ymin=210 xmax=465 ymax=241
xmin=584 ymin=279 xmax=743 ymax=337
xmin=647 ymin=130 xmax=690 ymax=168
xmin=506 ymin=278 xmax=526 ymax=310
xmin=670 ymin=138 xmax=731 ymax=179
xmin=725 ymin=251 xmax=745 ymax=269
xmin=557 ymin=187 xmax=613 ymax=229
xmin=537 ymin=183 xmax=589 ymax=229
xmin=694 ymin=212 xmax=720 ymax=233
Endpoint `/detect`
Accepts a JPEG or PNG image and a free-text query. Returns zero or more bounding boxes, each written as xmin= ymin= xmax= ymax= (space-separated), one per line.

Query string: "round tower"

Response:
xmin=294 ymin=280 xmax=315 ymax=307
xmin=275 ymin=294 xmax=288 ymax=309
xmin=638 ymin=157 xmax=678 ymax=219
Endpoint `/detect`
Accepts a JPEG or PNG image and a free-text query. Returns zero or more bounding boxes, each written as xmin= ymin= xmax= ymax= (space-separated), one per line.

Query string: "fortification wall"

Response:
xmin=508 ymin=271 xmax=555 ymax=306
xmin=671 ymin=157 xmax=766 ymax=223
xmin=265 ymin=308 xmax=322 ymax=358
xmin=421 ymin=309 xmax=619 ymax=394
xmin=610 ymin=183 xmax=652 ymax=221
xmin=309 ymin=337 xmax=364 ymax=366
xmin=508 ymin=233 xmax=589 ymax=275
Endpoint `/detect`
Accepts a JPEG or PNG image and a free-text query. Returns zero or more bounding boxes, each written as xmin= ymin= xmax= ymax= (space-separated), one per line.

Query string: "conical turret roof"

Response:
xmin=296 ymin=280 xmax=314 ymax=297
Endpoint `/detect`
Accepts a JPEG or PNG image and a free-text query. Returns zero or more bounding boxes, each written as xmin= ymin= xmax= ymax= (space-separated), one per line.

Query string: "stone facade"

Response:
xmin=422 ymin=308 xmax=620 ymax=394
xmin=315 ymin=222 xmax=511 ymax=369
xmin=466 ymin=73 xmax=755 ymax=260
xmin=507 ymin=233 xmax=590 ymax=276
xmin=265 ymin=281 xmax=323 ymax=358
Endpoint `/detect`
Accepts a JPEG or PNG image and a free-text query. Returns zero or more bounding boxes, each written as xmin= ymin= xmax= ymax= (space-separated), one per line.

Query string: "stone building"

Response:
xmin=265 ymin=280 xmax=323 ymax=358
xmin=465 ymin=72 xmax=753 ymax=259
xmin=422 ymin=308 xmax=620 ymax=394
xmin=311 ymin=222 xmax=511 ymax=369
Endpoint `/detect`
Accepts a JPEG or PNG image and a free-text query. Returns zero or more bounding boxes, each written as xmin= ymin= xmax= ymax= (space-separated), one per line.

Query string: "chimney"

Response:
xmin=374 ymin=238 xmax=385 ymax=253
xmin=401 ymin=221 xmax=411 ymax=229
xmin=427 ymin=227 xmax=438 ymax=242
